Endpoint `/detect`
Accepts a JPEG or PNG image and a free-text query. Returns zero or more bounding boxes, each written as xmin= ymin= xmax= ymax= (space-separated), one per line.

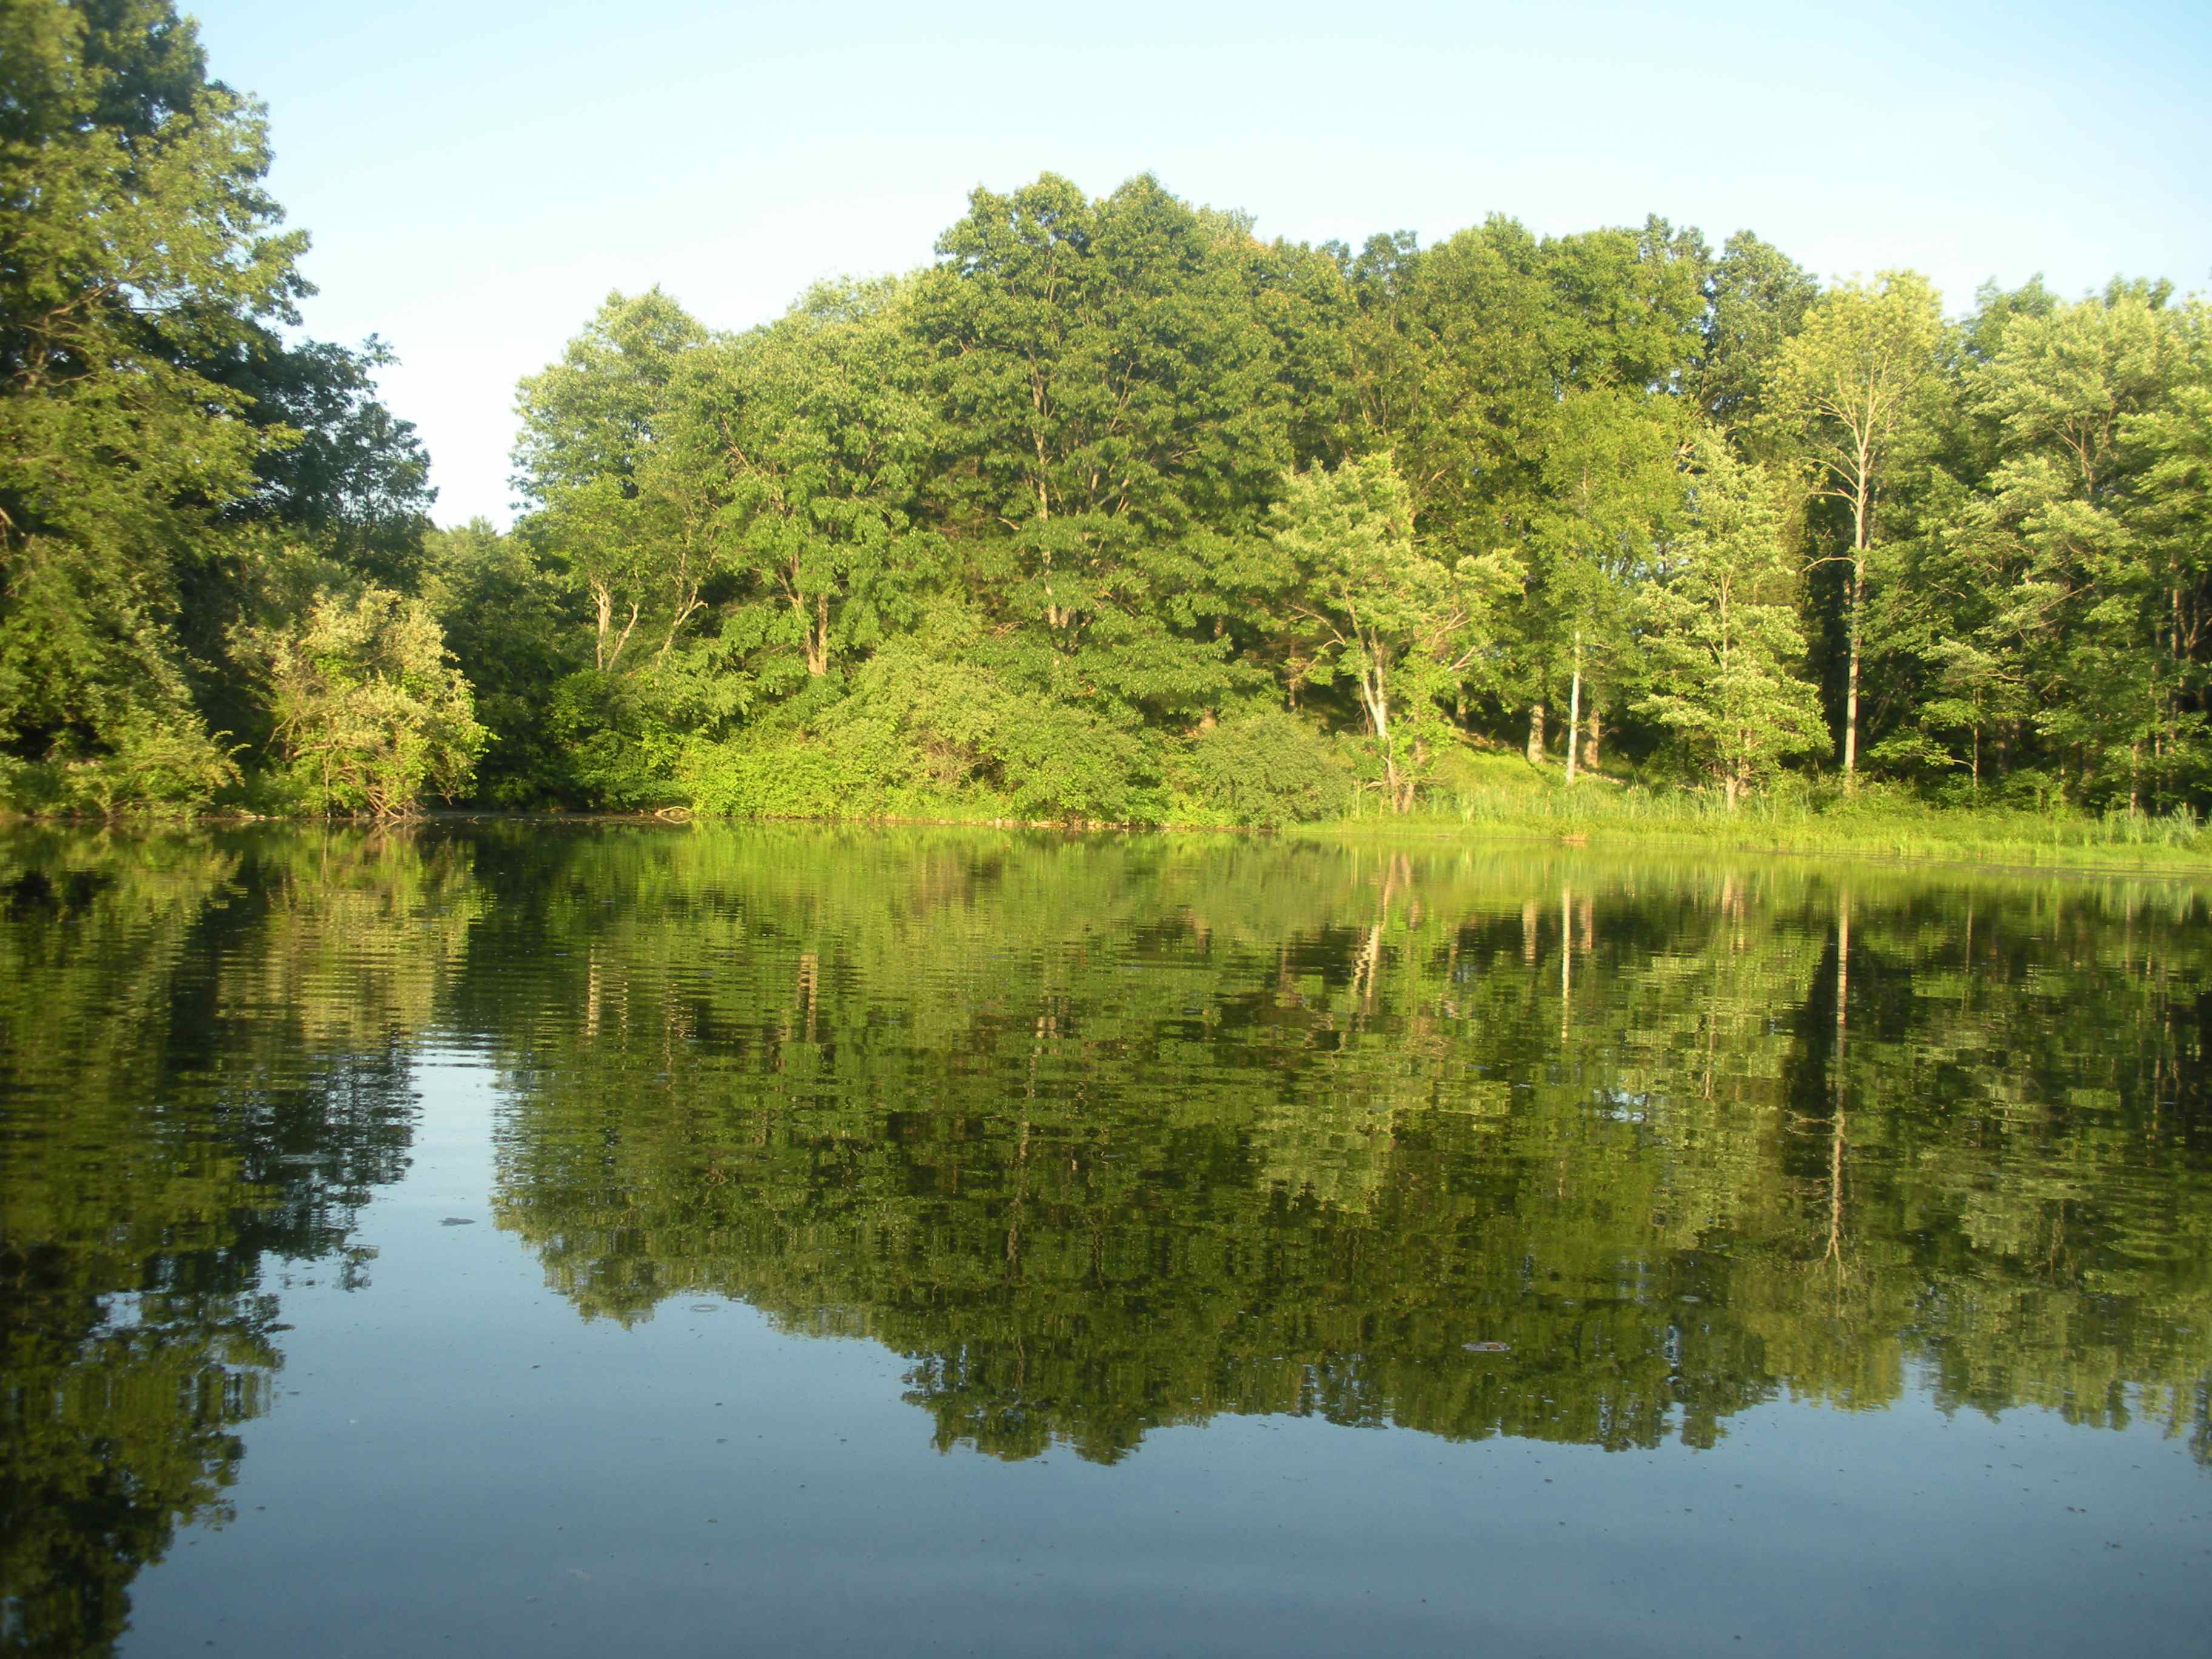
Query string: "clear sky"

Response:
xmin=183 ymin=0 xmax=2212 ymax=528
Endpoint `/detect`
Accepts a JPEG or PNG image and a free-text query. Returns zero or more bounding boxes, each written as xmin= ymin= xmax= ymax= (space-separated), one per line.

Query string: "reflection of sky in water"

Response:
xmin=125 ymin=1056 xmax=2211 ymax=1658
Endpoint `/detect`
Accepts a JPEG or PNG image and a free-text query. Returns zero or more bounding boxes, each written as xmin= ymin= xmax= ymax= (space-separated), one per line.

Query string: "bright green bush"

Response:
xmin=545 ymin=671 xmax=689 ymax=809
xmin=994 ymin=703 xmax=1155 ymax=823
xmin=1168 ymin=708 xmax=1353 ymax=827
xmin=237 ymin=588 xmax=484 ymax=819
xmin=680 ymin=729 xmax=886 ymax=819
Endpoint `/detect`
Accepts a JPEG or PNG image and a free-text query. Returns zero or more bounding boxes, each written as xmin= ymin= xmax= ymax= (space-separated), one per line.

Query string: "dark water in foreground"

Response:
xmin=2 ymin=825 xmax=2209 ymax=1657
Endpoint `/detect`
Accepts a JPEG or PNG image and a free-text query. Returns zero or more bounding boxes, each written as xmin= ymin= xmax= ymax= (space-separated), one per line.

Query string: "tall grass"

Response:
xmin=1307 ymin=773 xmax=2211 ymax=871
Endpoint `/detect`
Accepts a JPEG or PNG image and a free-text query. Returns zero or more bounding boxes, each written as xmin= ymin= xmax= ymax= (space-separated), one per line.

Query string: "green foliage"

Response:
xmin=1697 ymin=232 xmax=1820 ymax=435
xmin=991 ymin=698 xmax=1155 ymax=822
xmin=0 ymin=0 xmax=298 ymax=803
xmin=670 ymin=278 xmax=936 ymax=688
xmin=0 ymin=2 xmax=444 ymax=821
xmin=543 ymin=669 xmax=687 ymax=811
xmin=512 ymin=288 xmax=712 ymax=675
xmin=911 ymin=173 xmax=1297 ymax=722
xmin=1954 ymin=292 xmax=2204 ymax=808
xmin=425 ymin=518 xmax=577 ymax=805
xmin=1166 ymin=706 xmax=1353 ymax=827
xmin=238 ymin=588 xmax=485 ymax=817
xmin=1269 ymin=454 xmax=1518 ymax=809
xmin=680 ymin=730 xmax=880 ymax=820
xmin=682 ymin=623 xmax=1161 ymax=825
xmin=1637 ymin=440 xmax=1829 ymax=805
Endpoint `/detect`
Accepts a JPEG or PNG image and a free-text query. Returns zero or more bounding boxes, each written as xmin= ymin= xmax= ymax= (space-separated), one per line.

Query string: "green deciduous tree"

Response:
xmin=0 ymin=0 xmax=306 ymax=811
xmin=670 ymin=278 xmax=934 ymax=686
xmin=1696 ymin=231 xmax=1818 ymax=439
xmin=1769 ymin=273 xmax=1945 ymax=791
xmin=1526 ymin=389 xmax=1687 ymax=782
xmin=1637 ymin=438 xmax=1828 ymax=806
xmin=913 ymin=173 xmax=1293 ymax=722
xmin=512 ymin=288 xmax=709 ymax=673
xmin=427 ymin=518 xmax=574 ymax=805
xmin=1962 ymin=288 xmax=2200 ymax=809
xmin=1269 ymin=454 xmax=1517 ymax=810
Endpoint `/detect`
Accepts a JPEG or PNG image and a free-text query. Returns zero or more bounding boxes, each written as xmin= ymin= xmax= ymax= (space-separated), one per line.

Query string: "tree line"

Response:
xmin=5 ymin=2 xmax=2210 ymax=823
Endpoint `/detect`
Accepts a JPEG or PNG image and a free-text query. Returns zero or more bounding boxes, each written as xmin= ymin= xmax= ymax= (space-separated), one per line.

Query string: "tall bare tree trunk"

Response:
xmin=1361 ymin=661 xmax=1403 ymax=814
xmin=1843 ymin=558 xmax=1865 ymax=793
xmin=1842 ymin=469 xmax=1869 ymax=794
xmin=1564 ymin=634 xmax=1583 ymax=786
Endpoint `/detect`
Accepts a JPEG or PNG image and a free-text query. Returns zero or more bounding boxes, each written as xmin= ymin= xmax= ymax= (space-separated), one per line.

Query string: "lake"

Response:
xmin=2 ymin=823 xmax=2208 ymax=1656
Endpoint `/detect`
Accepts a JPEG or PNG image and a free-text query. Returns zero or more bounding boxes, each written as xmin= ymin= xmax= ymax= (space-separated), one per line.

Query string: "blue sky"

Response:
xmin=184 ymin=0 xmax=2212 ymax=526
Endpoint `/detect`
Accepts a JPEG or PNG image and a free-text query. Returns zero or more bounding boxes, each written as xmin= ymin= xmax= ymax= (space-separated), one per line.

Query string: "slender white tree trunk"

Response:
xmin=1565 ymin=633 xmax=1583 ymax=787
xmin=1843 ymin=467 xmax=1869 ymax=793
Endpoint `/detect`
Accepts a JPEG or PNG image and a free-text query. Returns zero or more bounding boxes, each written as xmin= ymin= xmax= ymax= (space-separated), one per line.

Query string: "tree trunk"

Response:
xmin=602 ymin=595 xmax=640 ymax=674
xmin=1362 ymin=663 xmax=1401 ymax=814
xmin=1526 ymin=703 xmax=1546 ymax=766
xmin=806 ymin=591 xmax=830 ymax=676
xmin=1583 ymin=705 xmax=1601 ymax=774
xmin=1564 ymin=635 xmax=1583 ymax=786
xmin=1842 ymin=466 xmax=1869 ymax=792
xmin=1842 ymin=557 xmax=1865 ymax=793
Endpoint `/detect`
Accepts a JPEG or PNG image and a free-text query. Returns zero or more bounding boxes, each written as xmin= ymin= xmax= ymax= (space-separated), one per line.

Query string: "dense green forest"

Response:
xmin=5 ymin=1 xmax=2211 ymax=829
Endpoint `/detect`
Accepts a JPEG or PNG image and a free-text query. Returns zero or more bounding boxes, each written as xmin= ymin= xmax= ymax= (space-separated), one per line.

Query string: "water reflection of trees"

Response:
xmin=4 ymin=825 xmax=2207 ymax=1654
xmin=472 ymin=831 xmax=2212 ymax=1465
xmin=0 ymin=831 xmax=462 ymax=1657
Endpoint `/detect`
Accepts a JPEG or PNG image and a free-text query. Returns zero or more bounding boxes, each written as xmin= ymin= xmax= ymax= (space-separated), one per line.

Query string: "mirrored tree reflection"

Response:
xmin=0 ymin=831 xmax=463 ymax=1657
xmin=472 ymin=831 xmax=2212 ymax=1464
xmin=4 ymin=824 xmax=2208 ymax=1657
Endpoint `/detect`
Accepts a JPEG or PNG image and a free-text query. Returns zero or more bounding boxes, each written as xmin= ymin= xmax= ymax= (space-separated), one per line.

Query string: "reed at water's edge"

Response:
xmin=1301 ymin=773 xmax=2212 ymax=873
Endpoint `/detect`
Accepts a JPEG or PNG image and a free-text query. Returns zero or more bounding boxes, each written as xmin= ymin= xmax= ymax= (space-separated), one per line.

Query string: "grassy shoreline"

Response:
xmin=1294 ymin=789 xmax=2211 ymax=874
xmin=10 ymin=783 xmax=2210 ymax=877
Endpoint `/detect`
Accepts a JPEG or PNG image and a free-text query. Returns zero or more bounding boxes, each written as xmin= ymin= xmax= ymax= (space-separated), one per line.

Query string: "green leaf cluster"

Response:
xmin=1 ymin=2 xmax=469 ymax=821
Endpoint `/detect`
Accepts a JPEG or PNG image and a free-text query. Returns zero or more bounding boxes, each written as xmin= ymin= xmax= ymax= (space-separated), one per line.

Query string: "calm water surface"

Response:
xmin=2 ymin=824 xmax=2208 ymax=1656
